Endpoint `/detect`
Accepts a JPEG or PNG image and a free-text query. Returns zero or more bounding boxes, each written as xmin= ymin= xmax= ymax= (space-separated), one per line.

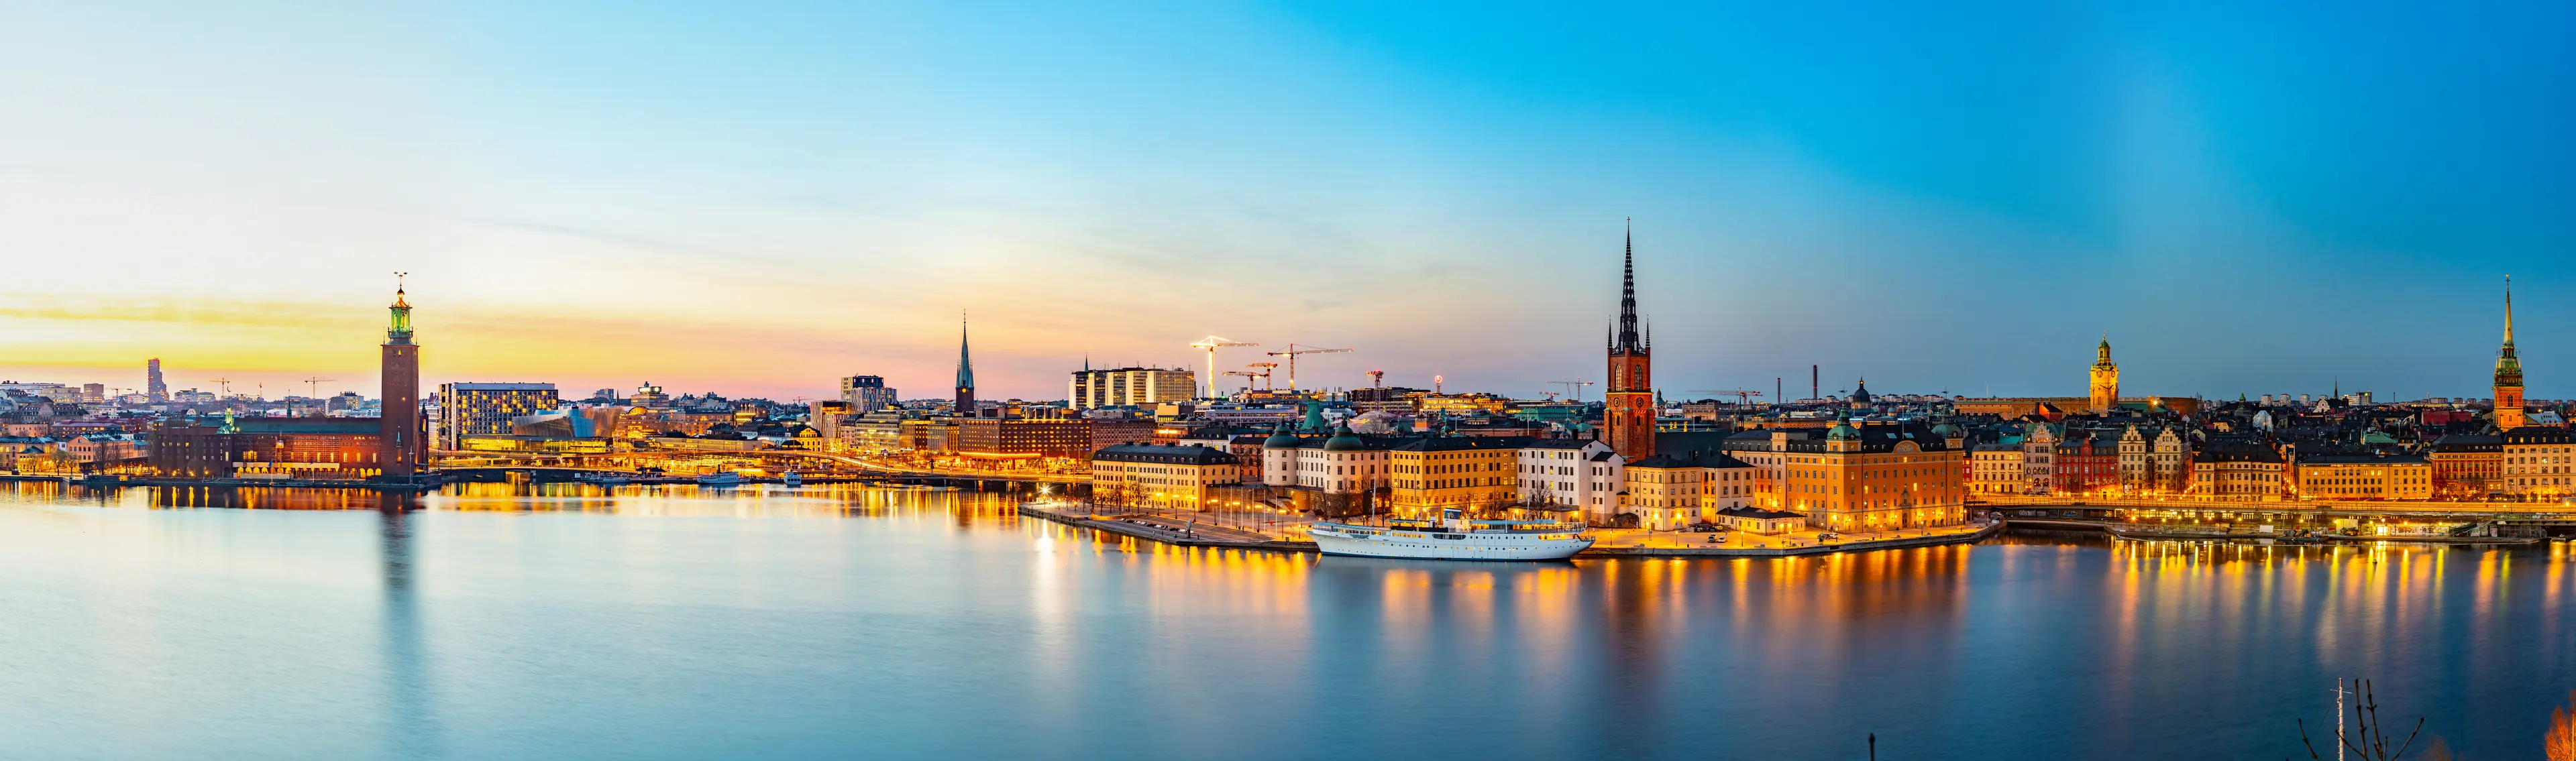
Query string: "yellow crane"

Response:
xmin=1188 ymin=336 xmax=1258 ymax=398
xmin=1546 ymin=379 xmax=1596 ymax=402
xmin=1244 ymin=362 xmax=1279 ymax=391
xmin=208 ymin=378 xmax=233 ymax=398
xmin=304 ymin=377 xmax=337 ymax=398
xmin=1265 ymin=344 xmax=1351 ymax=392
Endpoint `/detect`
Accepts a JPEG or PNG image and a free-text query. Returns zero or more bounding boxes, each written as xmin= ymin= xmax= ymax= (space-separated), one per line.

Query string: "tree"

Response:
xmin=2547 ymin=690 xmax=2576 ymax=761
xmin=2295 ymin=679 xmax=2424 ymax=761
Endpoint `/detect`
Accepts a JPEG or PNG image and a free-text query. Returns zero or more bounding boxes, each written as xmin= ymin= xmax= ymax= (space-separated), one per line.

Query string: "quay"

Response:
xmin=1016 ymin=501 xmax=2006 ymax=558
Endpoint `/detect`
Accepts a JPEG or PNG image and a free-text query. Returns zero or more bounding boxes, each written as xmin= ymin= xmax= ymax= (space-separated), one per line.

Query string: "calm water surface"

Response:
xmin=2 ymin=482 xmax=2571 ymax=759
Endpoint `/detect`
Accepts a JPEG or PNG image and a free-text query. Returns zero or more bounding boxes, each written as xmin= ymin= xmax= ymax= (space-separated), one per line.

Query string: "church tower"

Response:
xmin=2088 ymin=335 xmax=2120 ymax=414
xmin=1603 ymin=221 xmax=1655 ymax=461
xmin=2496 ymin=278 xmax=2526 ymax=430
xmin=954 ymin=314 xmax=977 ymax=416
xmin=379 ymin=276 xmax=421 ymax=478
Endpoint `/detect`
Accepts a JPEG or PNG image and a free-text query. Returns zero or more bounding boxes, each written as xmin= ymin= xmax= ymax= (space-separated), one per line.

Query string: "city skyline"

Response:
xmin=7 ymin=3 xmax=2576 ymax=400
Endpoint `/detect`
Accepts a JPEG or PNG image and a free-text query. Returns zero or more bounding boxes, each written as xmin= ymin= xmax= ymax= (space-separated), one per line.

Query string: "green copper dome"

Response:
xmin=1263 ymin=425 xmax=1300 ymax=449
xmin=1323 ymin=423 xmax=1366 ymax=451
xmin=1825 ymin=419 xmax=1860 ymax=441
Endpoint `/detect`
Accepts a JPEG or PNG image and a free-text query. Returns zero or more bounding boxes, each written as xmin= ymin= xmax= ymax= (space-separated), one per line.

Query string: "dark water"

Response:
xmin=2 ymin=482 xmax=2570 ymax=760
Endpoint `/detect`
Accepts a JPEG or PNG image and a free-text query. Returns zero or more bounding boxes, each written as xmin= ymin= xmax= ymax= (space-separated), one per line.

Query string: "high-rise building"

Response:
xmin=1069 ymin=362 xmax=1197 ymax=410
xmin=380 ymin=281 xmax=422 ymax=477
xmin=841 ymin=375 xmax=898 ymax=411
xmin=1603 ymin=222 xmax=1655 ymax=461
xmin=955 ymin=316 xmax=976 ymax=414
xmin=437 ymin=383 xmax=559 ymax=449
xmin=2088 ymin=336 xmax=2120 ymax=414
xmin=2496 ymin=278 xmax=2526 ymax=431
xmin=146 ymin=358 xmax=167 ymax=402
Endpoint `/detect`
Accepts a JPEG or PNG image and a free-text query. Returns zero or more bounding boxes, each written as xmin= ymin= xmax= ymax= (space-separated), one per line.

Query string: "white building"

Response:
xmin=1515 ymin=439 xmax=1623 ymax=520
xmin=1070 ymin=366 xmax=1197 ymax=410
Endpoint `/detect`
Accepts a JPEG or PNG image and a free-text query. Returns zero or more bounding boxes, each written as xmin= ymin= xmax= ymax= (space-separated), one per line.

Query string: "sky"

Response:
xmin=3 ymin=2 xmax=2573 ymax=404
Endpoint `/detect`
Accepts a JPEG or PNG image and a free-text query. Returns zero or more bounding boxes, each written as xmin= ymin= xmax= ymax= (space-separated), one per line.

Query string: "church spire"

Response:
xmin=1613 ymin=218 xmax=1644 ymax=353
xmin=955 ymin=313 xmax=975 ymax=390
xmin=2497 ymin=277 xmax=2524 ymax=387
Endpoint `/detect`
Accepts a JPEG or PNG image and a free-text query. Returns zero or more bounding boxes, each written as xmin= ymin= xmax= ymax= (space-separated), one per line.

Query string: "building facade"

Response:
xmin=2296 ymin=454 xmax=2434 ymax=500
xmin=1750 ymin=420 xmax=1965 ymax=532
xmin=1090 ymin=443 xmax=1240 ymax=510
xmin=2501 ymin=426 xmax=2575 ymax=497
xmin=1622 ymin=449 xmax=1760 ymax=529
xmin=1387 ymin=436 xmax=1529 ymax=514
xmin=2427 ymin=434 xmax=2502 ymax=498
xmin=1069 ymin=366 xmax=1197 ymax=410
xmin=437 ymin=383 xmax=559 ymax=450
xmin=953 ymin=418 xmax=1093 ymax=459
xmin=840 ymin=375 xmax=898 ymax=412
xmin=1517 ymin=438 xmax=1624 ymax=520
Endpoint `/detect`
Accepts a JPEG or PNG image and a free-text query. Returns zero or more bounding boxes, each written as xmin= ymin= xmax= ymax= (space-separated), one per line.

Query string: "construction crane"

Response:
xmin=1265 ymin=344 xmax=1351 ymax=391
xmin=1244 ymin=362 xmax=1278 ymax=391
xmin=1689 ymin=390 xmax=1765 ymax=407
xmin=209 ymin=378 xmax=233 ymax=398
xmin=1222 ymin=370 xmax=1264 ymax=392
xmin=1547 ymin=379 xmax=1596 ymax=402
xmin=1366 ymin=369 xmax=1384 ymax=388
xmin=1188 ymin=336 xmax=1259 ymax=398
xmin=304 ymin=377 xmax=337 ymax=398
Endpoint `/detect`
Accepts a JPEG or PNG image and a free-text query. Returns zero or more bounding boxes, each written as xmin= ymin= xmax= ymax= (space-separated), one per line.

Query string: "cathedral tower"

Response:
xmin=1603 ymin=221 xmax=1655 ymax=461
xmin=2496 ymin=278 xmax=2526 ymax=430
xmin=380 ymin=276 xmax=421 ymax=478
xmin=2088 ymin=335 xmax=2119 ymax=414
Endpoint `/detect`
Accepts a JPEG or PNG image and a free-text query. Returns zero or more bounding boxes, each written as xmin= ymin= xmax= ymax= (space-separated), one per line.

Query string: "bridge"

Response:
xmin=427 ymin=448 xmax=1087 ymax=489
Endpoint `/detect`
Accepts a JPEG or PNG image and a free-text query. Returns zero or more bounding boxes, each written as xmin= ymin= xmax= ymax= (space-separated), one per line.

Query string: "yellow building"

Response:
xmin=2192 ymin=447 xmax=2288 ymax=499
xmin=1969 ymin=445 xmax=2026 ymax=495
xmin=1089 ymin=443 xmax=1242 ymax=510
xmin=2500 ymin=427 xmax=2575 ymax=497
xmin=2294 ymin=455 xmax=2433 ymax=500
xmin=1388 ymin=436 xmax=1525 ymax=514
xmin=1745 ymin=419 xmax=1966 ymax=532
xmin=1622 ymin=450 xmax=1760 ymax=529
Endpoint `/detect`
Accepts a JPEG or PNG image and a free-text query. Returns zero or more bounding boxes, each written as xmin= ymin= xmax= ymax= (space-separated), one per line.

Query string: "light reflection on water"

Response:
xmin=0 ymin=481 xmax=2569 ymax=760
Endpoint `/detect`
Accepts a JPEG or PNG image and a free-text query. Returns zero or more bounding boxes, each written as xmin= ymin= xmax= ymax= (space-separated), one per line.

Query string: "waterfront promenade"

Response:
xmin=1017 ymin=500 xmax=2004 ymax=558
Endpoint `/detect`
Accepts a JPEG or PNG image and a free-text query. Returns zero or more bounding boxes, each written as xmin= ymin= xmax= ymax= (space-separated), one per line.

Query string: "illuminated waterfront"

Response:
xmin=1 ymin=483 xmax=2571 ymax=758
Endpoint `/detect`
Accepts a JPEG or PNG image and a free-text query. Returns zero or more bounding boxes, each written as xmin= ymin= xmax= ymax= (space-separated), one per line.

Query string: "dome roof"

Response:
xmin=1262 ymin=426 xmax=1301 ymax=449
xmin=1323 ymin=424 xmax=1366 ymax=451
xmin=1825 ymin=420 xmax=1860 ymax=441
xmin=1931 ymin=421 xmax=1964 ymax=438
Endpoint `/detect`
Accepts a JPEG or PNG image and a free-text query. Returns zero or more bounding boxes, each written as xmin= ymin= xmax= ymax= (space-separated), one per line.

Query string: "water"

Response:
xmin=1 ymin=482 xmax=2569 ymax=759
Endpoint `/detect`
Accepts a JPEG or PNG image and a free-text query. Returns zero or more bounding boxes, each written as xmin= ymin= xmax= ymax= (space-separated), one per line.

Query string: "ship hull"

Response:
xmin=1309 ymin=526 xmax=1592 ymax=561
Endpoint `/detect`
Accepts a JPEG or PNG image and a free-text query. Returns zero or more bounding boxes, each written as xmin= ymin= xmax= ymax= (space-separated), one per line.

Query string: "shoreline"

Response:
xmin=1016 ymin=501 xmax=2007 ymax=558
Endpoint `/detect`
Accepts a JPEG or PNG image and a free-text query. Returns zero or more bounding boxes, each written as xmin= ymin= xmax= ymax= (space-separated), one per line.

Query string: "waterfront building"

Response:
xmin=2500 ymin=426 xmax=2575 ymax=497
xmin=1387 ymin=436 xmax=1530 ymax=513
xmin=2088 ymin=337 xmax=2120 ymax=413
xmin=1621 ymin=449 xmax=1760 ymax=529
xmin=955 ymin=317 xmax=976 ymax=414
xmin=1176 ymin=425 xmax=1269 ymax=484
xmin=840 ymin=375 xmax=898 ymax=412
xmin=1727 ymin=420 xmax=1965 ymax=532
xmin=2114 ymin=424 xmax=2190 ymax=493
xmin=2190 ymin=446 xmax=2288 ymax=499
xmin=2495 ymin=279 xmax=2527 ymax=430
xmin=809 ymin=400 xmax=850 ymax=446
xmin=379 ymin=282 xmax=422 ymax=477
xmin=1603 ymin=225 xmax=1656 ymax=462
xmin=1970 ymin=444 xmax=2027 ymax=495
xmin=2020 ymin=422 xmax=2057 ymax=493
xmin=2053 ymin=428 xmax=2119 ymax=495
xmin=844 ymin=410 xmax=913 ymax=453
xmin=1089 ymin=443 xmax=1240 ymax=510
xmin=1516 ymin=438 xmax=1625 ymax=522
xmin=2426 ymin=434 xmax=2502 ymax=497
xmin=2294 ymin=454 xmax=2433 ymax=500
xmin=436 ymin=383 xmax=559 ymax=450
xmin=1713 ymin=506 xmax=1805 ymax=534
xmin=153 ymin=416 xmax=387 ymax=480
xmin=1068 ymin=365 xmax=1196 ymax=410
xmin=1259 ymin=424 xmax=1392 ymax=518
xmin=954 ymin=418 xmax=1093 ymax=459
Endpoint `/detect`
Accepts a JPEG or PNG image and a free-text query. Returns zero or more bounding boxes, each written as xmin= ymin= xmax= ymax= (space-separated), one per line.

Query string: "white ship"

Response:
xmin=780 ymin=471 xmax=802 ymax=487
xmin=1308 ymin=508 xmax=1593 ymax=561
xmin=695 ymin=471 xmax=741 ymax=486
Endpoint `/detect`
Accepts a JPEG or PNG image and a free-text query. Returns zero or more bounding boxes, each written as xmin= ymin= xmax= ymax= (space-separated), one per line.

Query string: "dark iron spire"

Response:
xmin=1614 ymin=219 xmax=1644 ymax=353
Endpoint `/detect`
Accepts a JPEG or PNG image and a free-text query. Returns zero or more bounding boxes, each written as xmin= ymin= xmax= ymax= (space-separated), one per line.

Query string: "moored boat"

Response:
xmin=781 ymin=471 xmax=802 ymax=487
xmin=695 ymin=471 xmax=741 ymax=486
xmin=1309 ymin=508 xmax=1592 ymax=561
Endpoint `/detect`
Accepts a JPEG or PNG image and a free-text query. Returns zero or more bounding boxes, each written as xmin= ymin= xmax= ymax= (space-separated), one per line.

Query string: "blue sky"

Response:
xmin=2 ymin=2 xmax=2571 ymax=402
